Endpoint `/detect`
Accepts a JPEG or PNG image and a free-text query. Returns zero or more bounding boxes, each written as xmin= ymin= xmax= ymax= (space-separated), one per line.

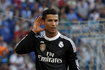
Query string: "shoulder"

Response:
xmin=60 ymin=34 xmax=76 ymax=52
xmin=60 ymin=34 xmax=73 ymax=43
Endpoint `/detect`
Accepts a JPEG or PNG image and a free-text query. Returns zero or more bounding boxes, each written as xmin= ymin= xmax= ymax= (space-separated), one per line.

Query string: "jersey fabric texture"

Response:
xmin=15 ymin=31 xmax=80 ymax=70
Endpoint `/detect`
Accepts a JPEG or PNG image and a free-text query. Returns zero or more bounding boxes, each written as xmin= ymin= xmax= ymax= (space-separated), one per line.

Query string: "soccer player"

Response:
xmin=15 ymin=8 xmax=80 ymax=70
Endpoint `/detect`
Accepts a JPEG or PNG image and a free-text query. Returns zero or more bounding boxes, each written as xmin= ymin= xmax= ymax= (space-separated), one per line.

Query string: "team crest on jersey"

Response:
xmin=40 ymin=44 xmax=46 ymax=52
xmin=58 ymin=41 xmax=64 ymax=48
xmin=40 ymin=41 xmax=44 ymax=43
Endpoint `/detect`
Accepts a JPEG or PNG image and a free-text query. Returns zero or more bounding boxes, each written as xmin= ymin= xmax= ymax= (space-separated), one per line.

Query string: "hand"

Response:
xmin=32 ymin=16 xmax=45 ymax=33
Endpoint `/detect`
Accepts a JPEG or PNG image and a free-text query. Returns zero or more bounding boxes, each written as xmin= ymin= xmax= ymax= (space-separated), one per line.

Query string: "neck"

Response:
xmin=45 ymin=31 xmax=58 ymax=38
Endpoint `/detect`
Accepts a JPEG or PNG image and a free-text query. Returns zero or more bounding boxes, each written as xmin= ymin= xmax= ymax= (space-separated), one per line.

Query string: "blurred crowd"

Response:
xmin=0 ymin=0 xmax=105 ymax=70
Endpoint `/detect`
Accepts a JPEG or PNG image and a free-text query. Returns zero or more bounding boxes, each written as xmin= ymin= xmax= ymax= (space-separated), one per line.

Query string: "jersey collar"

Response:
xmin=44 ymin=32 xmax=61 ymax=41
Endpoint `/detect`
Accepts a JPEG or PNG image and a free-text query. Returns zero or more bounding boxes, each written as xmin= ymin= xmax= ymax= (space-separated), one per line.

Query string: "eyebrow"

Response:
xmin=47 ymin=19 xmax=58 ymax=21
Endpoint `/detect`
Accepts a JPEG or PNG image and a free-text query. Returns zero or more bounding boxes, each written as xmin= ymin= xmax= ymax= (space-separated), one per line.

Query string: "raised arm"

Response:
xmin=15 ymin=16 xmax=45 ymax=54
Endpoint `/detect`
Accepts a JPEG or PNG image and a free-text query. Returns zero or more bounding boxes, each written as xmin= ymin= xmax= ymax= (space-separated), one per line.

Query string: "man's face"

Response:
xmin=44 ymin=14 xmax=59 ymax=34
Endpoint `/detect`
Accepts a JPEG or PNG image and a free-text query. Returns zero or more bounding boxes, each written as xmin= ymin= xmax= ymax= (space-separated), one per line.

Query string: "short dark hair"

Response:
xmin=42 ymin=8 xmax=59 ymax=20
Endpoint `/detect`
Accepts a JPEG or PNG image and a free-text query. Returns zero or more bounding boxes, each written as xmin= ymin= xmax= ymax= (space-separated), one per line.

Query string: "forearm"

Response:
xmin=15 ymin=31 xmax=37 ymax=54
xmin=68 ymin=52 xmax=80 ymax=70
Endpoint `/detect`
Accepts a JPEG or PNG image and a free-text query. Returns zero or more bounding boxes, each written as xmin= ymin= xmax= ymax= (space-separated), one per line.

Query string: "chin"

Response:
xmin=49 ymin=31 xmax=56 ymax=34
xmin=46 ymin=30 xmax=56 ymax=34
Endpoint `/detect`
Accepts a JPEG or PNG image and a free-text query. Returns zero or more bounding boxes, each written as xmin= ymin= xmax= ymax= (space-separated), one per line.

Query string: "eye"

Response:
xmin=47 ymin=19 xmax=53 ymax=22
xmin=54 ymin=20 xmax=58 ymax=22
xmin=46 ymin=19 xmax=58 ymax=22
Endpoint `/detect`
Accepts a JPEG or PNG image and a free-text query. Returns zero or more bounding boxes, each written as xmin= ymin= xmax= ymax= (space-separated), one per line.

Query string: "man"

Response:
xmin=15 ymin=8 xmax=80 ymax=70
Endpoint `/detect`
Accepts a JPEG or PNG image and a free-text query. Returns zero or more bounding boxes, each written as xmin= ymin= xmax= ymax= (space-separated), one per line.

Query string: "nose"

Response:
xmin=52 ymin=21 xmax=56 ymax=26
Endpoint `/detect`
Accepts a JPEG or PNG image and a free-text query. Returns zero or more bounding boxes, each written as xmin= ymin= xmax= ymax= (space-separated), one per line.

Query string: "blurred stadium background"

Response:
xmin=0 ymin=0 xmax=105 ymax=70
